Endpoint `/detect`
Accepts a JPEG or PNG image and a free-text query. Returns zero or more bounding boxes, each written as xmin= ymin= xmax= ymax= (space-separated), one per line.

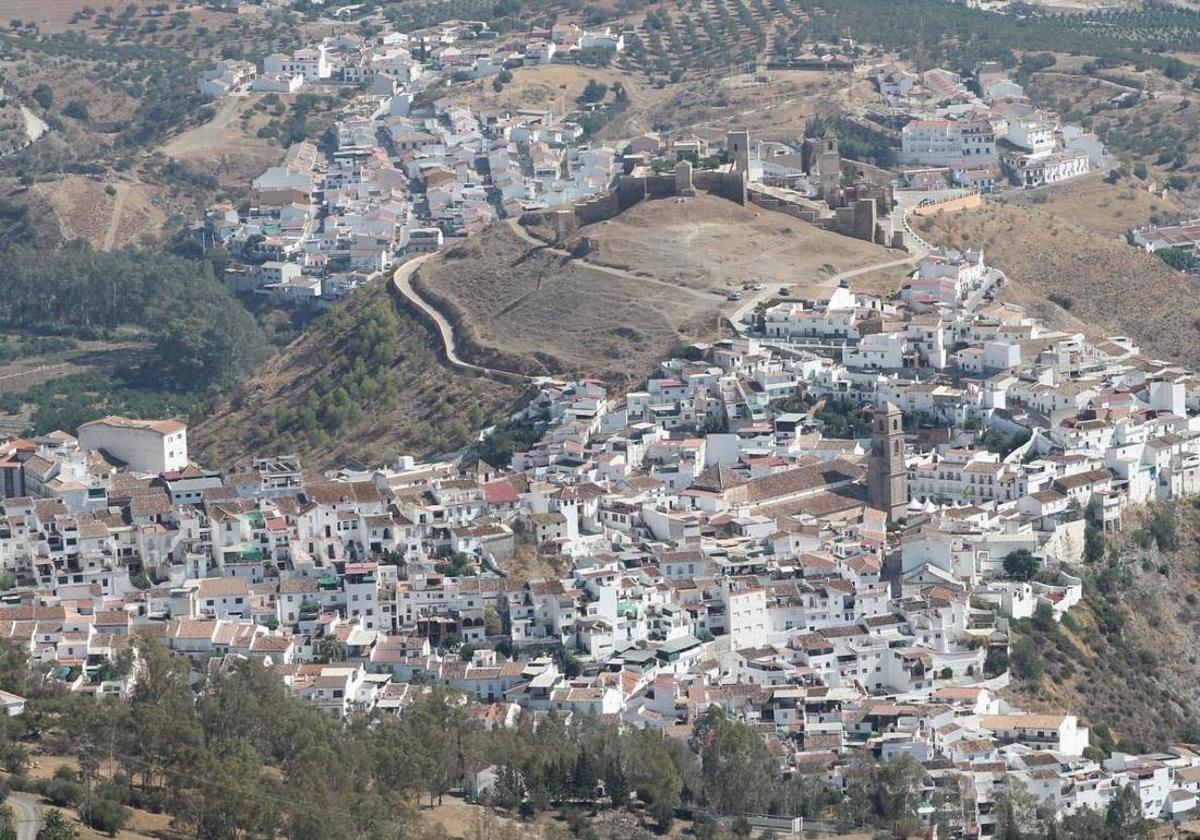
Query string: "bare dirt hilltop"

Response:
xmin=413 ymin=194 xmax=904 ymax=386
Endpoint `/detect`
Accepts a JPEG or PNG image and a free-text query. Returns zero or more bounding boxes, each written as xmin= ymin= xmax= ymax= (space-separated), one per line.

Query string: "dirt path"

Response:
xmin=504 ymin=218 xmax=727 ymax=302
xmin=159 ymin=95 xmax=247 ymax=159
xmin=391 ymin=256 xmax=534 ymax=382
xmin=102 ymin=182 xmax=127 ymax=252
xmin=9 ymin=792 xmax=41 ymax=840
xmin=729 ymin=253 xmax=918 ymax=332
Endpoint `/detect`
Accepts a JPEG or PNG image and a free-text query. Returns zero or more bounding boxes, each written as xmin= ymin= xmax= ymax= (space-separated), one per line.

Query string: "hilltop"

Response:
xmin=411 ymin=194 xmax=904 ymax=386
xmin=193 ymin=277 xmax=527 ymax=468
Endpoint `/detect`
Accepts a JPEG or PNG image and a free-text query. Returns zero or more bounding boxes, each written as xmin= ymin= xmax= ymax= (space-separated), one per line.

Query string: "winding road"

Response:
xmin=395 ymin=215 xmax=924 ymax=378
xmin=9 ymin=792 xmax=41 ymax=840
xmin=390 ymin=255 xmax=534 ymax=382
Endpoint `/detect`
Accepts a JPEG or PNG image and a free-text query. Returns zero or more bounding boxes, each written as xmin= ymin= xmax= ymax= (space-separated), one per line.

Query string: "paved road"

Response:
xmin=390 ymin=255 xmax=533 ymax=382
xmin=9 ymin=792 xmax=41 ymax=840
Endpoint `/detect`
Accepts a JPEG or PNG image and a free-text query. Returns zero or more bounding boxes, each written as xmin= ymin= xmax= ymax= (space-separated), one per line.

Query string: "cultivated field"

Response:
xmin=917 ymin=202 xmax=1200 ymax=368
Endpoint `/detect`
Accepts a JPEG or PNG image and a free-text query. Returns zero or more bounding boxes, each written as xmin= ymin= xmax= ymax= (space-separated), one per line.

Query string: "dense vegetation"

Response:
xmin=476 ymin=416 xmax=543 ymax=468
xmin=1007 ymin=502 xmax=1200 ymax=752
xmin=266 ymin=302 xmax=403 ymax=449
xmin=0 ymin=243 xmax=269 ymax=436
xmin=0 ymin=636 xmax=922 ymax=840
xmin=814 ymin=398 xmax=873 ymax=440
xmin=1 ymin=243 xmax=269 ymax=394
xmin=0 ymin=372 xmax=200 ymax=438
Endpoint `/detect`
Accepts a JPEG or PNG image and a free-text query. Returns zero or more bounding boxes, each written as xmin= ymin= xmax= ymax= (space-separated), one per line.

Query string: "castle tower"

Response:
xmin=817 ymin=130 xmax=841 ymax=198
xmin=674 ymin=158 xmax=695 ymax=196
xmin=868 ymin=402 xmax=908 ymax=521
xmin=727 ymin=128 xmax=751 ymax=176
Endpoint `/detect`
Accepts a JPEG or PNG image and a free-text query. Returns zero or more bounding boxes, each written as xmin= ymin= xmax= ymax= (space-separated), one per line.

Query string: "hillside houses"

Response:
xmin=5 ymin=247 xmax=1200 ymax=827
xmin=881 ymin=60 xmax=1103 ymax=191
xmin=199 ymin=25 xmax=621 ymax=306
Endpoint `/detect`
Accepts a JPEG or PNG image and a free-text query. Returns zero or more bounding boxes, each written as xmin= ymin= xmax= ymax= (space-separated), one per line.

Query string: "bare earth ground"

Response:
xmin=995 ymin=172 xmax=1189 ymax=239
xmin=917 ymin=201 xmax=1200 ymax=368
xmin=158 ymin=93 xmax=287 ymax=190
xmin=416 ymin=195 xmax=900 ymax=385
xmin=34 ymin=177 xmax=166 ymax=251
xmin=454 ymin=64 xmax=874 ymax=148
xmin=627 ymin=69 xmax=874 ymax=142
xmin=417 ymin=220 xmax=722 ymax=384
xmin=569 ymin=194 xmax=899 ymax=293
xmin=453 ymin=64 xmax=676 ymax=136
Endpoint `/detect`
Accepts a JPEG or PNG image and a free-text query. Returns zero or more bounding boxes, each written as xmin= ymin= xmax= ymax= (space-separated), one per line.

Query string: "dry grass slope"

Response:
xmin=415 ymin=221 xmax=719 ymax=385
xmin=571 ymin=194 xmax=899 ymax=291
xmin=1006 ymin=503 xmax=1200 ymax=750
xmin=918 ymin=201 xmax=1200 ymax=367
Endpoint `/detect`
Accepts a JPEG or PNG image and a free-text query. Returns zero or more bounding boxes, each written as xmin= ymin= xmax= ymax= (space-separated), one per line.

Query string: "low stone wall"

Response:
xmin=908 ymin=191 xmax=983 ymax=217
xmin=387 ymin=272 xmax=536 ymax=384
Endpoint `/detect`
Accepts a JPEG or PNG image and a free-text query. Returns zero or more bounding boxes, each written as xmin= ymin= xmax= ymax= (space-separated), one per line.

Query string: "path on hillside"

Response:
xmin=505 ymin=218 xmax=728 ymax=303
xmin=728 ymin=253 xmax=919 ymax=333
xmin=102 ymin=182 xmax=127 ymax=252
xmin=391 ymin=255 xmax=535 ymax=383
xmin=10 ymin=792 xmax=41 ymax=840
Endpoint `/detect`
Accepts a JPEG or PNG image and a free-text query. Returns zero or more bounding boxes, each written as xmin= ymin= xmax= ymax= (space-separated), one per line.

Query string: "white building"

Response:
xmin=77 ymin=416 xmax=188 ymax=475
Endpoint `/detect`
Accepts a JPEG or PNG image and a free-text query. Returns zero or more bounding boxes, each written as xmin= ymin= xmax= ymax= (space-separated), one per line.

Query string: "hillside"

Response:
xmin=193 ymin=278 xmax=527 ymax=468
xmin=1006 ymin=503 xmax=1200 ymax=752
xmin=412 ymin=195 xmax=902 ymax=386
xmin=917 ymin=201 xmax=1200 ymax=368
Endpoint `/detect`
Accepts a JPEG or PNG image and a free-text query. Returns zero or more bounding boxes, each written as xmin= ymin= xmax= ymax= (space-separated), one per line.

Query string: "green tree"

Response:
xmin=1104 ymin=785 xmax=1152 ymax=838
xmin=1002 ymin=549 xmax=1040 ymax=581
xmin=840 ymin=753 xmax=925 ymax=832
xmin=992 ymin=775 xmax=1041 ymax=839
xmin=81 ymin=799 xmax=128 ymax=836
xmin=695 ymin=706 xmax=777 ymax=815
xmin=579 ymin=78 xmax=608 ymax=103
xmin=1084 ymin=524 xmax=1105 ymax=564
xmin=1011 ymin=638 xmax=1043 ymax=681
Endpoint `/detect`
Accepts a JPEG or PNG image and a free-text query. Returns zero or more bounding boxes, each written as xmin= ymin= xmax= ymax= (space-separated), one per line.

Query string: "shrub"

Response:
xmin=82 ymin=798 xmax=128 ymax=836
xmin=44 ymin=777 xmax=82 ymax=807
xmin=1003 ymin=549 xmax=1040 ymax=581
xmin=1011 ymin=638 xmax=1043 ymax=681
xmin=63 ymin=100 xmax=90 ymax=120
